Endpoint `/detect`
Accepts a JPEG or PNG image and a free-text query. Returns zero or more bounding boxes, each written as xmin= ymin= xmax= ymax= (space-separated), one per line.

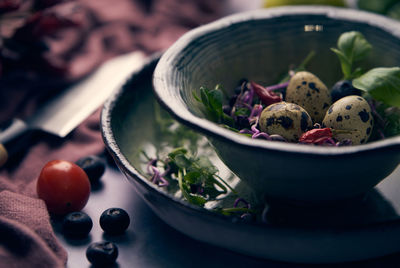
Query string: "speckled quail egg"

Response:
xmin=286 ymin=71 xmax=332 ymax=123
xmin=259 ymin=101 xmax=313 ymax=142
xmin=322 ymin=95 xmax=374 ymax=145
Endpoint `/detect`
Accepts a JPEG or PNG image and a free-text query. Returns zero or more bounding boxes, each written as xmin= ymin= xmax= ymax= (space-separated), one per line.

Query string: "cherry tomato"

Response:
xmin=37 ymin=160 xmax=91 ymax=215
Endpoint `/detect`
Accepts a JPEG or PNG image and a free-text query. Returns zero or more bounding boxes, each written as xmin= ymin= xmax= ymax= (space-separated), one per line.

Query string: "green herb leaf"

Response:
xmin=195 ymin=156 xmax=218 ymax=175
xmin=353 ymin=67 xmax=400 ymax=107
xmin=194 ymin=85 xmax=234 ymax=126
xmin=337 ymin=31 xmax=372 ymax=62
xmin=184 ymin=171 xmax=202 ymax=184
xmin=173 ymin=154 xmax=192 ymax=169
xmin=168 ymin=147 xmax=187 ymax=159
xmin=331 ymin=48 xmax=352 ymax=78
xmin=188 ymin=195 xmax=207 ymax=206
xmin=331 ymin=31 xmax=372 ymax=79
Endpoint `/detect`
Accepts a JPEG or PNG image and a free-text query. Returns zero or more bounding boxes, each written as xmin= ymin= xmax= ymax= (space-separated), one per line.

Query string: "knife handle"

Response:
xmin=0 ymin=118 xmax=29 ymax=167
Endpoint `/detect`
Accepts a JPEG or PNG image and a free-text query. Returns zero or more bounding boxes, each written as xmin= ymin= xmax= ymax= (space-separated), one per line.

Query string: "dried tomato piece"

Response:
xmin=250 ymin=81 xmax=282 ymax=106
xmin=299 ymin=128 xmax=333 ymax=144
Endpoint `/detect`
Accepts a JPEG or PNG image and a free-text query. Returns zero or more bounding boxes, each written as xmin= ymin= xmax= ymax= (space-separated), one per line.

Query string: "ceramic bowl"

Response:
xmin=101 ymin=54 xmax=400 ymax=263
xmin=152 ymin=6 xmax=400 ymax=203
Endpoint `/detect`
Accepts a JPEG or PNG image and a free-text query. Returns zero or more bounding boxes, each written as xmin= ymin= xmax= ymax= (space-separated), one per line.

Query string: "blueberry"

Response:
xmin=76 ymin=155 xmax=105 ymax=184
xmin=100 ymin=208 xmax=130 ymax=235
xmin=62 ymin=211 xmax=93 ymax=237
xmin=331 ymin=80 xmax=361 ymax=102
xmin=86 ymin=241 xmax=118 ymax=266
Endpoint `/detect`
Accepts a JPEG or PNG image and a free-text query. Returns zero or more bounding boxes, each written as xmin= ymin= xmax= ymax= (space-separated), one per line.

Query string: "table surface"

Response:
xmin=54 ymin=160 xmax=292 ymax=268
xmin=53 ymin=158 xmax=400 ymax=268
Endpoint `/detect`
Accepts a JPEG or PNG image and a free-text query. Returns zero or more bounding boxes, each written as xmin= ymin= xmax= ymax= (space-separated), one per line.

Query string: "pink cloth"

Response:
xmin=0 ymin=0 xmax=224 ymax=266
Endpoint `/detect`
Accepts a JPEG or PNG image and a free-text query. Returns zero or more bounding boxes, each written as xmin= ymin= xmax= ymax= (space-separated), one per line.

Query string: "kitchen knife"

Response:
xmin=0 ymin=51 xmax=146 ymax=167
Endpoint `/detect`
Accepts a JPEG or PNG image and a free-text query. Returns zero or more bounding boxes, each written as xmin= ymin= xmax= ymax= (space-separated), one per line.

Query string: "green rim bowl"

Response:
xmin=152 ymin=6 xmax=400 ymax=203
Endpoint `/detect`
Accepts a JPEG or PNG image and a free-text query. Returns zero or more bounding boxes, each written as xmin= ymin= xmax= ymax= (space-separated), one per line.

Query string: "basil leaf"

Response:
xmin=331 ymin=31 xmax=372 ymax=79
xmin=331 ymin=48 xmax=352 ymax=78
xmin=353 ymin=67 xmax=400 ymax=107
xmin=338 ymin=31 xmax=372 ymax=62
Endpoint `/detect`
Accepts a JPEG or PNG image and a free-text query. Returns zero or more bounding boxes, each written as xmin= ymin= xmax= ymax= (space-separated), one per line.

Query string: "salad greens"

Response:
xmin=353 ymin=67 xmax=400 ymax=107
xmin=142 ymin=102 xmax=254 ymax=218
xmin=331 ymin=31 xmax=400 ymax=108
xmin=331 ymin=31 xmax=400 ymax=139
xmin=143 ymin=30 xmax=400 ymax=216
xmin=193 ymin=84 xmax=234 ymax=126
xmin=194 ymin=30 xmax=400 ymax=141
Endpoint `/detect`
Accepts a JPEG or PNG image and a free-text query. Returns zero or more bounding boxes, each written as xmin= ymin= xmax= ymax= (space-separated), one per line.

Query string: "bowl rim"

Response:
xmin=152 ymin=5 xmax=400 ymax=156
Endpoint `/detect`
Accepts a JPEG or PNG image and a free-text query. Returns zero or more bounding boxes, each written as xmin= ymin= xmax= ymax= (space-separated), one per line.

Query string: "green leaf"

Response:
xmin=178 ymin=171 xmax=207 ymax=206
xmin=331 ymin=48 xmax=352 ymax=78
xmin=337 ymin=31 xmax=372 ymax=62
xmin=173 ymin=154 xmax=192 ymax=169
xmin=331 ymin=31 xmax=372 ymax=79
xmin=184 ymin=171 xmax=201 ymax=184
xmin=234 ymin=107 xmax=250 ymax=117
xmin=196 ymin=156 xmax=218 ymax=175
xmin=353 ymin=67 xmax=400 ymax=107
xmin=207 ymin=89 xmax=223 ymax=116
xmin=193 ymin=91 xmax=201 ymax=102
xmin=187 ymin=194 xmax=207 ymax=206
xmin=194 ymin=85 xmax=234 ymax=125
xmin=168 ymin=147 xmax=187 ymax=159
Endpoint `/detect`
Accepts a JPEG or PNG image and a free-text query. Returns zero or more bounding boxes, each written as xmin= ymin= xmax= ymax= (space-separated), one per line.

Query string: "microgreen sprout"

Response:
xmin=142 ymin=147 xmax=244 ymax=208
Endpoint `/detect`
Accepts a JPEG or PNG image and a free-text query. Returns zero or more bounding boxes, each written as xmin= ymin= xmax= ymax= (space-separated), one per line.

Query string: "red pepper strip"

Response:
xmin=299 ymin=128 xmax=333 ymax=144
xmin=250 ymin=81 xmax=282 ymax=106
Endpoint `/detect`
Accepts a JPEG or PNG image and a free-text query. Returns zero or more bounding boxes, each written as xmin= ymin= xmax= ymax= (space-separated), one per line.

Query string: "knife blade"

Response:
xmin=0 ymin=51 xmax=146 ymax=167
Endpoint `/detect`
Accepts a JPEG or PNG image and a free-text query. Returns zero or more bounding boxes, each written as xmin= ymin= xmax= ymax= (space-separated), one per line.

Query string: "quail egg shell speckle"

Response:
xmin=259 ymin=101 xmax=313 ymax=142
xmin=286 ymin=71 xmax=332 ymax=123
xmin=322 ymin=95 xmax=374 ymax=145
